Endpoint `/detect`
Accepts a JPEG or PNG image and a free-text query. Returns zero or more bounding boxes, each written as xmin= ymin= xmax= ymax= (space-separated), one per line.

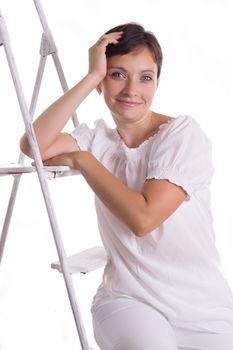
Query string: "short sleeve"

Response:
xmin=146 ymin=116 xmax=214 ymax=200
xmin=70 ymin=122 xmax=95 ymax=151
xmin=70 ymin=119 xmax=116 ymax=160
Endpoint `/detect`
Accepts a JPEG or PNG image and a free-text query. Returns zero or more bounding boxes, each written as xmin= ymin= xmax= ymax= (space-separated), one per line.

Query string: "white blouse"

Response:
xmin=71 ymin=115 xmax=233 ymax=334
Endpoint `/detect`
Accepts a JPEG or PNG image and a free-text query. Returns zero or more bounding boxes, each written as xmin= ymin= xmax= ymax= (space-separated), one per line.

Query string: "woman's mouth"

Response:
xmin=116 ymin=99 xmax=141 ymax=108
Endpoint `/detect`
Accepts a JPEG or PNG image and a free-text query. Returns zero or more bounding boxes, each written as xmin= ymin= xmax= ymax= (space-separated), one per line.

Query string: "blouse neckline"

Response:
xmin=114 ymin=117 xmax=176 ymax=151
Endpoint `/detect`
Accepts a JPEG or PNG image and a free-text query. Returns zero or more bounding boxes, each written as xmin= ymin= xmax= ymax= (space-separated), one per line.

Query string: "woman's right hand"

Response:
xmin=88 ymin=31 xmax=123 ymax=81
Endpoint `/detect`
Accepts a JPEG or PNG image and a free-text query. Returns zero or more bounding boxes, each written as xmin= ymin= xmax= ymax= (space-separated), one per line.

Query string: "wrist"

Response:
xmin=73 ymin=151 xmax=93 ymax=172
xmin=87 ymin=71 xmax=105 ymax=85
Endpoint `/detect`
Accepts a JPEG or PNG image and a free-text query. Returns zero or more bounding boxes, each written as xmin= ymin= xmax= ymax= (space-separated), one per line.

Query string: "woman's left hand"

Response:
xmin=43 ymin=151 xmax=80 ymax=169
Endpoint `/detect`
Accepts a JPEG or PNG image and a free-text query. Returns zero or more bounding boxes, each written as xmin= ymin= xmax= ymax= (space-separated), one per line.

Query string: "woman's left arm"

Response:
xmin=44 ymin=151 xmax=187 ymax=237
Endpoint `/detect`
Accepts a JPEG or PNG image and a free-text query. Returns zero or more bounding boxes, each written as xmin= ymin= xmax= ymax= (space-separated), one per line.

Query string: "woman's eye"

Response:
xmin=110 ymin=72 xmax=126 ymax=79
xmin=141 ymin=75 xmax=153 ymax=82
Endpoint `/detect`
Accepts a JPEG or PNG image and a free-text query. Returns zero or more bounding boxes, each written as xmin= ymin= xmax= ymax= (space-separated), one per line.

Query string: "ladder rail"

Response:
xmin=37 ymin=176 xmax=90 ymax=350
xmin=0 ymin=174 xmax=21 ymax=264
xmin=34 ymin=0 xmax=79 ymax=127
xmin=33 ymin=0 xmax=52 ymax=35
xmin=0 ymin=13 xmax=44 ymax=168
xmin=0 ymin=54 xmax=47 ymax=263
xmin=52 ymin=51 xmax=79 ymax=127
xmin=0 ymin=11 xmax=45 ymax=263
xmin=0 ymin=7 xmax=90 ymax=350
xmin=0 ymin=8 xmax=72 ymax=264
xmin=0 ymin=12 xmax=45 ymax=262
xmin=0 ymin=54 xmax=48 ymax=263
xmin=30 ymin=54 xmax=47 ymax=117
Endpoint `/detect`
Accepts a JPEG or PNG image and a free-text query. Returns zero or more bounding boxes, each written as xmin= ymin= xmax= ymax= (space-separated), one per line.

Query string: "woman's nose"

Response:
xmin=122 ymin=79 xmax=138 ymax=96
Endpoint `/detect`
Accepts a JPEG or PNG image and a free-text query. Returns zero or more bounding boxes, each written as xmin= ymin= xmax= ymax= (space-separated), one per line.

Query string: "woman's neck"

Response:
xmin=116 ymin=111 xmax=161 ymax=148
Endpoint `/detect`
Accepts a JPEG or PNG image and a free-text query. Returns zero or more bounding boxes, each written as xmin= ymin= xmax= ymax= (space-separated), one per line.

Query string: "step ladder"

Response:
xmin=0 ymin=2 xmax=107 ymax=349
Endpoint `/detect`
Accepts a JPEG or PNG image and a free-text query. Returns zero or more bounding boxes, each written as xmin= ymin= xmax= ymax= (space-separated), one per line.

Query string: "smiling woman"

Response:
xmin=98 ymin=46 xmax=159 ymax=139
xmin=19 ymin=22 xmax=233 ymax=350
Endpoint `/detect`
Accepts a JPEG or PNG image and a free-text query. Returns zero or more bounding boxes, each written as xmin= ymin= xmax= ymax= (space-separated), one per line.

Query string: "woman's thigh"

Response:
xmin=176 ymin=328 xmax=233 ymax=350
xmin=92 ymin=297 xmax=178 ymax=350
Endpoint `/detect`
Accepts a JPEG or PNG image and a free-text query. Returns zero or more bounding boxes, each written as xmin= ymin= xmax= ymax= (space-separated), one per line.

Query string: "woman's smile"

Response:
xmin=116 ymin=98 xmax=142 ymax=108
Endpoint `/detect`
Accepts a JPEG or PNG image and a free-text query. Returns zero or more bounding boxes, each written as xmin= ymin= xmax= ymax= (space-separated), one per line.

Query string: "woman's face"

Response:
xmin=99 ymin=46 xmax=158 ymax=126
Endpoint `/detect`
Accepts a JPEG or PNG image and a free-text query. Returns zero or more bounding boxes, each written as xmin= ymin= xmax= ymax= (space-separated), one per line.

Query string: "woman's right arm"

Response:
xmin=20 ymin=74 xmax=102 ymax=160
xmin=20 ymin=31 xmax=122 ymax=160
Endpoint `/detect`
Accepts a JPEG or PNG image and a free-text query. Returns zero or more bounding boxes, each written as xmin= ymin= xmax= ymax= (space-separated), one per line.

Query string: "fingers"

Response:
xmin=88 ymin=31 xmax=123 ymax=79
xmin=43 ymin=152 xmax=79 ymax=169
xmin=43 ymin=155 xmax=66 ymax=166
xmin=43 ymin=157 xmax=57 ymax=166
xmin=96 ymin=31 xmax=123 ymax=46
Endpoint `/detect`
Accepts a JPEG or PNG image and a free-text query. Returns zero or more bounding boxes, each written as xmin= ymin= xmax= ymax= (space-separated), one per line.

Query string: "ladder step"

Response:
xmin=51 ymin=246 xmax=107 ymax=274
xmin=0 ymin=163 xmax=79 ymax=178
xmin=0 ymin=163 xmax=36 ymax=175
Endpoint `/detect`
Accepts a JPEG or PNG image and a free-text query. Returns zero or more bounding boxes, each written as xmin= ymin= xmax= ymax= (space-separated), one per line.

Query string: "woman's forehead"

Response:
xmin=107 ymin=47 xmax=157 ymax=72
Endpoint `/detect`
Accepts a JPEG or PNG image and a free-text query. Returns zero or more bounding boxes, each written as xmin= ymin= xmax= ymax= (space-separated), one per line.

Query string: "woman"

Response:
xmin=20 ymin=23 xmax=233 ymax=350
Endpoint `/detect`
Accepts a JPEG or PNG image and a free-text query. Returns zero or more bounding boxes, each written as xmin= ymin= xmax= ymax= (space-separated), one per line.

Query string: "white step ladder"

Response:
xmin=0 ymin=2 xmax=107 ymax=349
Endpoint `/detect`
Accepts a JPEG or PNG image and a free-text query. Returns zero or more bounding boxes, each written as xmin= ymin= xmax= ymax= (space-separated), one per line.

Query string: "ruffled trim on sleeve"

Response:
xmin=70 ymin=119 xmax=116 ymax=156
xmin=146 ymin=165 xmax=192 ymax=201
xmin=145 ymin=115 xmax=214 ymax=200
xmin=70 ymin=122 xmax=95 ymax=151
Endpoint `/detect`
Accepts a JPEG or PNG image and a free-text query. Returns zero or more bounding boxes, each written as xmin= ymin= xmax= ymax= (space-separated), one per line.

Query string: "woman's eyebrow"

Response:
xmin=141 ymin=70 xmax=156 ymax=74
xmin=107 ymin=66 xmax=156 ymax=74
xmin=107 ymin=66 xmax=127 ymax=71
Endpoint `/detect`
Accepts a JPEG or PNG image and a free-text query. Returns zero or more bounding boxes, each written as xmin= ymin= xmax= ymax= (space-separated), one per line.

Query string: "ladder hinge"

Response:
xmin=40 ymin=32 xmax=57 ymax=57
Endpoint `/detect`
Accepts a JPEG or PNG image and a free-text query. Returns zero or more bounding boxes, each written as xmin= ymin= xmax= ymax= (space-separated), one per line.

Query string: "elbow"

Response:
xmin=132 ymin=226 xmax=153 ymax=237
xmin=19 ymin=135 xmax=33 ymax=158
xmin=130 ymin=213 xmax=158 ymax=237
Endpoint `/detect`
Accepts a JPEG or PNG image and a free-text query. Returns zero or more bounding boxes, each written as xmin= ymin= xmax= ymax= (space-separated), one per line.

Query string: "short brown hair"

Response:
xmin=105 ymin=22 xmax=163 ymax=79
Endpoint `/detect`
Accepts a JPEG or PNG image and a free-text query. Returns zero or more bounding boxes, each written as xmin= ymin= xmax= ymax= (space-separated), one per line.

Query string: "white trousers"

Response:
xmin=92 ymin=296 xmax=233 ymax=350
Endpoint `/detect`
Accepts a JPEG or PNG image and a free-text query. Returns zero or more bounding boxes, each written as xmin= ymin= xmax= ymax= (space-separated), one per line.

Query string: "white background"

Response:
xmin=0 ymin=0 xmax=233 ymax=349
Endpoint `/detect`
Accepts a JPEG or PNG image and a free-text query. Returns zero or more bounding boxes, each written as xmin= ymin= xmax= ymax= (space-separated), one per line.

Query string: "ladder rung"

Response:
xmin=0 ymin=163 xmax=79 ymax=178
xmin=51 ymin=246 xmax=107 ymax=274
xmin=0 ymin=163 xmax=36 ymax=174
